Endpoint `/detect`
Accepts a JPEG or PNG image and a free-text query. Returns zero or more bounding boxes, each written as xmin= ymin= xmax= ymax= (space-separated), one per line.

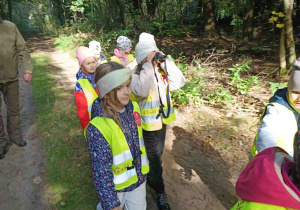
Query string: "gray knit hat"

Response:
xmin=117 ymin=36 xmax=132 ymax=50
xmin=288 ymin=58 xmax=300 ymax=91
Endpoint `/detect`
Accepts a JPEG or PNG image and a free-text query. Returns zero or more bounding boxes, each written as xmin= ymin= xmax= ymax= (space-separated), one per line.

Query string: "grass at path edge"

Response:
xmin=31 ymin=53 xmax=98 ymax=210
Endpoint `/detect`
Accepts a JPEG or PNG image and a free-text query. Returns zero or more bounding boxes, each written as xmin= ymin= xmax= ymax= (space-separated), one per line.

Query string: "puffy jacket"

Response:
xmin=231 ymin=147 xmax=300 ymax=210
xmin=251 ymin=88 xmax=299 ymax=157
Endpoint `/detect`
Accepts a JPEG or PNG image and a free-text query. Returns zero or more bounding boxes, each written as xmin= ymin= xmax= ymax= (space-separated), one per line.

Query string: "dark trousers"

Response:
xmin=143 ymin=124 xmax=166 ymax=194
xmin=0 ymin=80 xmax=21 ymax=149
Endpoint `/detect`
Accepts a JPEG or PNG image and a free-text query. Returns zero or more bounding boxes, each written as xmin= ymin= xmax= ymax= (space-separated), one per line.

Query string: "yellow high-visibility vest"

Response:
xmin=251 ymin=103 xmax=297 ymax=158
xmin=231 ymin=199 xmax=297 ymax=210
xmin=141 ymin=87 xmax=176 ymax=131
xmin=77 ymin=78 xmax=98 ymax=121
xmin=85 ymin=101 xmax=149 ymax=190
xmin=110 ymin=54 xmax=135 ymax=64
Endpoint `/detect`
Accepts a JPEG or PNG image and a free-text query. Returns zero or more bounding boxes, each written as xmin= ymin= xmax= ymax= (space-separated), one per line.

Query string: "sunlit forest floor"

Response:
xmin=16 ymin=34 xmax=298 ymax=209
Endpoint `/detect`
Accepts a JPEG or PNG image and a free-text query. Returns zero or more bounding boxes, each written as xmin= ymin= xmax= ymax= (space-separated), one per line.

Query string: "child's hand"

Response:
xmin=112 ymin=207 xmax=122 ymax=210
xmin=24 ymin=73 xmax=32 ymax=82
xmin=146 ymin=51 xmax=157 ymax=63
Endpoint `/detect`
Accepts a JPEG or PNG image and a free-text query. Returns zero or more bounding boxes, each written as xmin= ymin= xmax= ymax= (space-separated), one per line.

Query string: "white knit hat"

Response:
xmin=89 ymin=40 xmax=101 ymax=53
xmin=135 ymin=32 xmax=159 ymax=64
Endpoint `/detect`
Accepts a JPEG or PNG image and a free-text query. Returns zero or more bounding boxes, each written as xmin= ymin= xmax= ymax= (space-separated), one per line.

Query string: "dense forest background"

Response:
xmin=1 ymin=1 xmax=300 ymax=209
xmin=1 ymin=0 xmax=300 ymax=107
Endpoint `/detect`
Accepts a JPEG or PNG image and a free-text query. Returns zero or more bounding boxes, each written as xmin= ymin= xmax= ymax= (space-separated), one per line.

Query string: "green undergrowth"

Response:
xmin=31 ymin=53 xmax=97 ymax=209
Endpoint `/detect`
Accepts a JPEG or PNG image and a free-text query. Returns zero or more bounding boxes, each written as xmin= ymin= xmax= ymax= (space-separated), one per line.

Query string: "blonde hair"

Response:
xmin=94 ymin=62 xmax=125 ymax=128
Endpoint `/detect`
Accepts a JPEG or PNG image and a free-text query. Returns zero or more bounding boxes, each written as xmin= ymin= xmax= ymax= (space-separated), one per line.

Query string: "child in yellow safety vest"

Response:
xmin=131 ymin=32 xmax=186 ymax=210
xmin=251 ymin=58 xmax=300 ymax=158
xmin=231 ymin=131 xmax=300 ymax=210
xmin=110 ymin=36 xmax=137 ymax=71
xmin=74 ymin=46 xmax=98 ymax=131
xmin=85 ymin=62 xmax=149 ymax=210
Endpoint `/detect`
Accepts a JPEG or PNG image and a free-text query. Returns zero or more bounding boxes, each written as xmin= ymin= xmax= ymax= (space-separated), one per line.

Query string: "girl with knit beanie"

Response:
xmin=250 ymin=57 xmax=300 ymax=158
xmin=74 ymin=46 xmax=98 ymax=131
xmin=230 ymin=131 xmax=300 ymax=210
xmin=110 ymin=36 xmax=137 ymax=70
xmin=131 ymin=32 xmax=186 ymax=210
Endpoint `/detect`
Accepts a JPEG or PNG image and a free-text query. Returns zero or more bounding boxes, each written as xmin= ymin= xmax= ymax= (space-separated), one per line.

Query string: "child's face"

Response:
xmin=288 ymin=90 xmax=300 ymax=111
xmin=81 ymin=57 xmax=96 ymax=74
xmin=123 ymin=47 xmax=132 ymax=54
xmin=94 ymin=52 xmax=100 ymax=61
xmin=116 ymin=78 xmax=131 ymax=106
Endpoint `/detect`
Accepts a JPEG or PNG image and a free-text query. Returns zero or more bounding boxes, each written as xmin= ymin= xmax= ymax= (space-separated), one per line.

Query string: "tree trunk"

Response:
xmin=8 ymin=0 xmax=12 ymax=21
xmin=197 ymin=0 xmax=203 ymax=20
xmin=116 ymin=0 xmax=125 ymax=25
xmin=243 ymin=0 xmax=255 ymax=41
xmin=296 ymin=0 xmax=300 ymax=19
xmin=146 ymin=0 xmax=158 ymax=20
xmin=55 ymin=0 xmax=65 ymax=25
xmin=133 ymin=0 xmax=141 ymax=11
xmin=73 ymin=11 xmax=77 ymax=22
xmin=0 ymin=0 xmax=6 ymax=19
xmin=203 ymin=0 xmax=215 ymax=36
xmin=280 ymin=29 xmax=287 ymax=74
xmin=284 ymin=0 xmax=296 ymax=66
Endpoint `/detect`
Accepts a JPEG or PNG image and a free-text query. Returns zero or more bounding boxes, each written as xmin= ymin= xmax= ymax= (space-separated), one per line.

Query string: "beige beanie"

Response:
xmin=288 ymin=58 xmax=300 ymax=91
xmin=135 ymin=32 xmax=159 ymax=64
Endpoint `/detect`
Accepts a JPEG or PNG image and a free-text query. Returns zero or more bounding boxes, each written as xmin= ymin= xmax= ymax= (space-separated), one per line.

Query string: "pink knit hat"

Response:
xmin=76 ymin=46 xmax=95 ymax=66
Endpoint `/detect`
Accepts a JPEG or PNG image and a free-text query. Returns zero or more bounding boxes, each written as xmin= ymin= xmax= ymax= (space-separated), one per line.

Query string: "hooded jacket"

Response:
xmin=232 ymin=147 xmax=300 ymax=210
xmin=74 ymin=71 xmax=98 ymax=130
xmin=255 ymin=88 xmax=299 ymax=157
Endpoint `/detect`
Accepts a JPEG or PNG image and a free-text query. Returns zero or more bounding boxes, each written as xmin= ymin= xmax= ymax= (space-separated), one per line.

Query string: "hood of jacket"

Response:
xmin=236 ymin=147 xmax=300 ymax=209
xmin=269 ymin=88 xmax=299 ymax=120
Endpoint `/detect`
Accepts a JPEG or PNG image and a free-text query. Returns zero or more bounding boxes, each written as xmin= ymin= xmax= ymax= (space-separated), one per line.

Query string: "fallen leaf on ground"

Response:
xmin=33 ymin=176 xmax=42 ymax=185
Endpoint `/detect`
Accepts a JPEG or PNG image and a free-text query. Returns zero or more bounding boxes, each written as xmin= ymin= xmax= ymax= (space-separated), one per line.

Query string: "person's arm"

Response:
xmin=163 ymin=59 xmax=185 ymax=91
xmin=256 ymin=105 xmax=282 ymax=153
xmin=131 ymin=62 xmax=155 ymax=98
xmin=127 ymin=59 xmax=137 ymax=71
xmin=86 ymin=124 xmax=121 ymax=210
xmin=15 ymin=25 xmax=33 ymax=82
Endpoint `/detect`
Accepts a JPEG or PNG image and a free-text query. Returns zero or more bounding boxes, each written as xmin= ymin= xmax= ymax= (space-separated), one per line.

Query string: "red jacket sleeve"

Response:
xmin=75 ymin=91 xmax=90 ymax=131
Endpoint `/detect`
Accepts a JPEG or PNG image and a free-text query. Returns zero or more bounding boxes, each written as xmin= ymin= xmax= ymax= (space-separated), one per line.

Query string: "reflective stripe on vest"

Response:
xmin=141 ymin=89 xmax=176 ymax=131
xmin=85 ymin=101 xmax=149 ymax=190
xmin=230 ymin=199 xmax=295 ymax=210
xmin=251 ymin=103 xmax=297 ymax=158
xmin=77 ymin=78 xmax=98 ymax=120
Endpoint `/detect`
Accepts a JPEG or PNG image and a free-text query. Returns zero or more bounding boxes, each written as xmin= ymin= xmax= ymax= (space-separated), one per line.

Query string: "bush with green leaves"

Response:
xmin=173 ymin=79 xmax=206 ymax=105
xmin=269 ymin=82 xmax=287 ymax=94
xmin=207 ymin=86 xmax=232 ymax=105
xmin=228 ymin=61 xmax=258 ymax=95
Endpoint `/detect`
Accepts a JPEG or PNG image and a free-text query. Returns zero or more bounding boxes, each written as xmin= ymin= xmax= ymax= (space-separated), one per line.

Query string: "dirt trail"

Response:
xmin=0 ymin=48 xmax=51 ymax=208
xmin=1 ymin=37 xmax=240 ymax=210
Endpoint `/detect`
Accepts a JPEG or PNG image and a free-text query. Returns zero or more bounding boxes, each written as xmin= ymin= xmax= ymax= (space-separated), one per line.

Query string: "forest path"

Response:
xmin=9 ymin=36 xmax=239 ymax=210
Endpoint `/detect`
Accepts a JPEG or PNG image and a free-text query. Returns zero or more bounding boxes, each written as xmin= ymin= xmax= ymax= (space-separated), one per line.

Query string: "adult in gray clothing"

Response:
xmin=131 ymin=33 xmax=185 ymax=210
xmin=0 ymin=18 xmax=33 ymax=159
